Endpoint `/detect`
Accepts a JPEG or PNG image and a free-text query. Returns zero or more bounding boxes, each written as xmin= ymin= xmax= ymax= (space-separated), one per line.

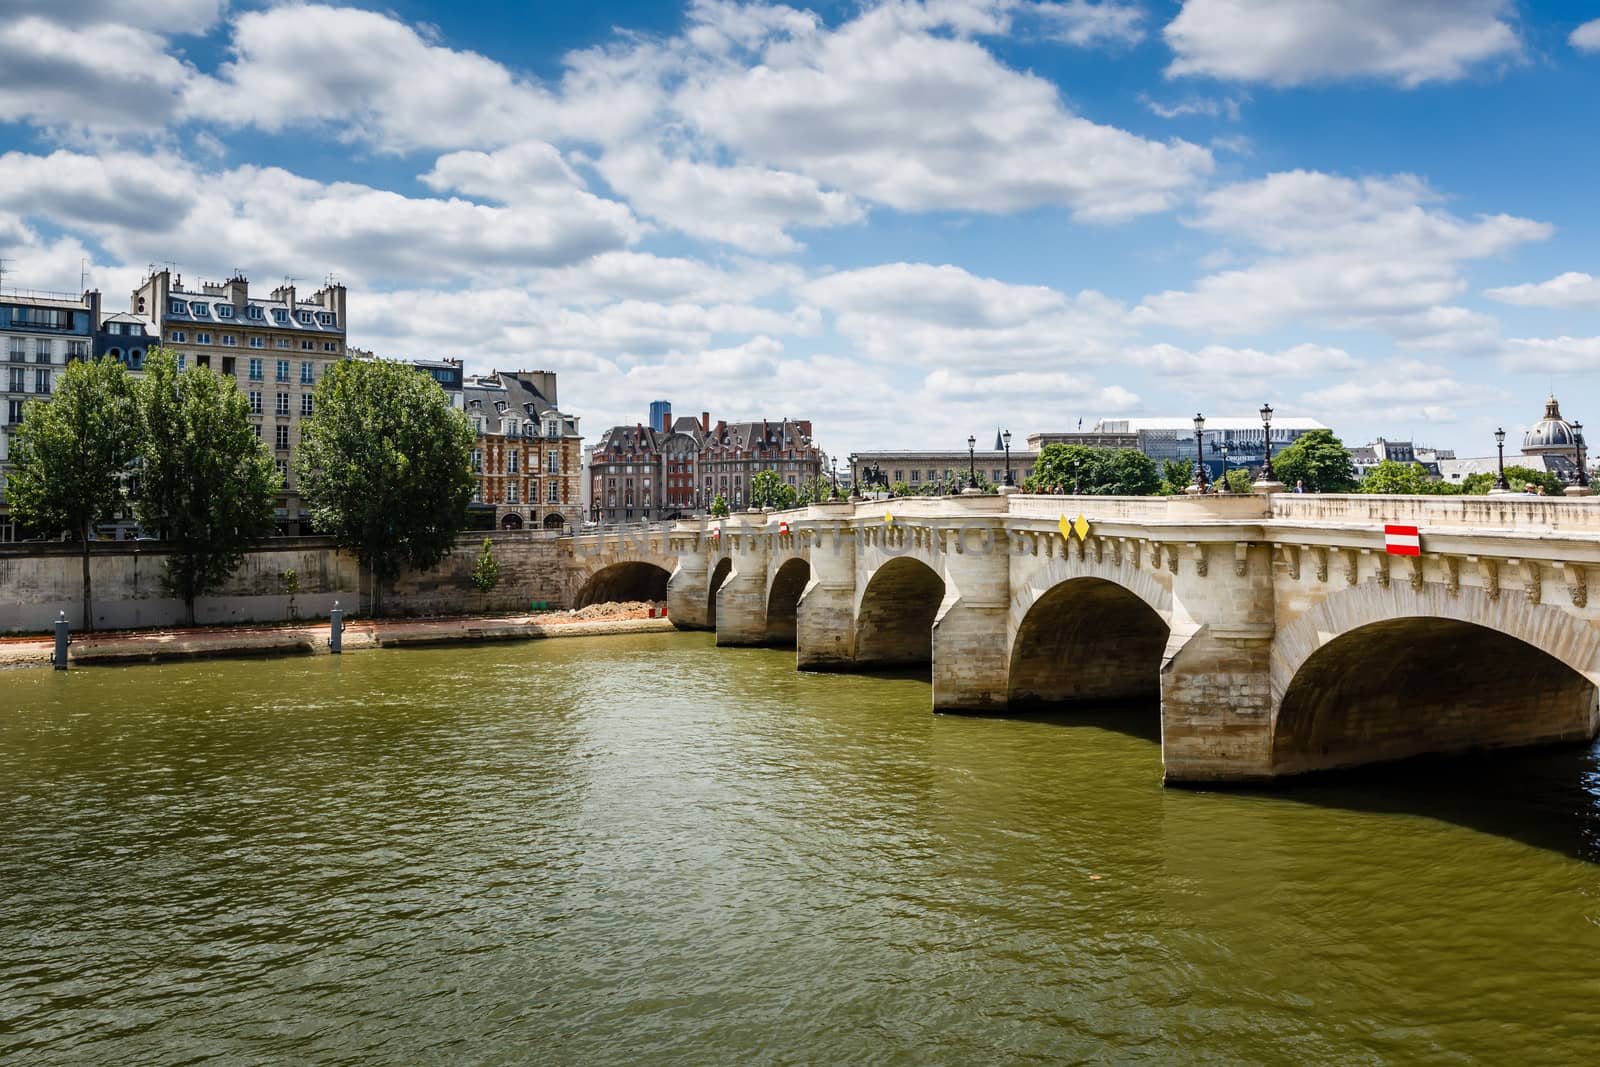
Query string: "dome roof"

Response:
xmin=1522 ymin=394 xmax=1580 ymax=454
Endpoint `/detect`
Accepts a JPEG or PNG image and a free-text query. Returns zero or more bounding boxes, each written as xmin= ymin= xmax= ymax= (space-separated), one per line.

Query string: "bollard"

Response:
xmin=53 ymin=611 xmax=70 ymax=670
xmin=329 ymin=601 xmax=344 ymax=654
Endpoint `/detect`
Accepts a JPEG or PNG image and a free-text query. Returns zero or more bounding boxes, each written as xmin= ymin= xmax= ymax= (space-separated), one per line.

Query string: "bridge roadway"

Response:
xmin=560 ymin=493 xmax=1600 ymax=785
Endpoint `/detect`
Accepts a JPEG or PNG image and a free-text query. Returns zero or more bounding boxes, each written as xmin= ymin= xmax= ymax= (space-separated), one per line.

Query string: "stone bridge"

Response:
xmin=560 ymin=494 xmax=1600 ymax=785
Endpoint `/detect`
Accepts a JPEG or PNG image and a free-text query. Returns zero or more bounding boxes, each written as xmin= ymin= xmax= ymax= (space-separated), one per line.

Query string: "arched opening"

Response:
xmin=1273 ymin=618 xmax=1599 ymax=777
xmin=574 ymin=561 xmax=670 ymax=608
xmin=500 ymin=512 xmax=524 ymax=529
xmin=543 ymin=512 xmax=564 ymax=530
xmin=707 ymin=557 xmax=733 ymax=630
xmin=854 ymin=556 xmax=945 ymax=669
xmin=1008 ymin=577 xmax=1169 ymax=712
xmin=764 ymin=558 xmax=811 ymax=647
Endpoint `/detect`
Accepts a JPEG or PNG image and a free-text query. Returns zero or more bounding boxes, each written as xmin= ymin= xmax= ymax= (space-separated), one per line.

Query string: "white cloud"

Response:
xmin=1302 ymin=360 xmax=1480 ymax=424
xmin=1501 ymin=336 xmax=1600 ymax=373
xmin=10 ymin=1 xmax=227 ymax=33
xmin=1164 ymin=0 xmax=1521 ymax=88
xmin=1032 ymin=1 xmax=1145 ymax=48
xmin=185 ymin=3 xmax=555 ymax=152
xmin=0 ymin=150 xmax=642 ymax=288
xmin=1129 ymin=341 xmax=1358 ymax=378
xmin=1138 ymin=170 xmax=1550 ymax=342
xmin=1143 ymin=94 xmax=1242 ymax=120
xmin=0 ymin=18 xmax=197 ymax=132
xmin=675 ymin=2 xmax=1213 ymax=220
xmin=1485 ymin=271 xmax=1600 ymax=309
xmin=1572 ymin=19 xmax=1600 ymax=53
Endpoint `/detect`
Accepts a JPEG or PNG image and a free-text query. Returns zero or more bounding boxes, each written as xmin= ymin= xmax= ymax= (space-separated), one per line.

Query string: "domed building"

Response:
xmin=1521 ymin=394 xmax=1588 ymax=485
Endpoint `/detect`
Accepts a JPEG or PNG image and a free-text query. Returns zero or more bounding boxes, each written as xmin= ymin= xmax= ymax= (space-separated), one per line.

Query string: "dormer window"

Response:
xmin=190 ymin=302 xmax=210 ymax=317
xmin=505 ymin=419 xmax=518 ymax=437
xmin=272 ymin=309 xmax=288 ymax=325
xmin=247 ymin=305 xmax=263 ymax=320
xmin=215 ymin=304 xmax=234 ymax=319
xmin=169 ymin=299 xmax=186 ymax=316
xmin=317 ymin=312 xmax=336 ymax=327
xmin=296 ymin=310 xmax=314 ymax=324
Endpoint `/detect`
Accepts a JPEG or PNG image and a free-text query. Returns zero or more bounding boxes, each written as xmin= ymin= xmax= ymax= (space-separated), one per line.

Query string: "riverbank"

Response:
xmin=0 ymin=604 xmax=676 ymax=668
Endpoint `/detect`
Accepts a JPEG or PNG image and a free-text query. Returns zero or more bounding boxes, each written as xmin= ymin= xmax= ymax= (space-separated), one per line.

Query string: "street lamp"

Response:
xmin=1072 ymin=456 xmax=1081 ymax=495
xmin=1259 ymin=403 xmax=1275 ymax=480
xmin=1220 ymin=439 xmax=1231 ymax=492
xmin=1495 ymin=427 xmax=1508 ymax=491
xmin=1576 ymin=422 xmax=1590 ymax=488
xmin=967 ymin=434 xmax=978 ymax=489
xmin=1002 ymin=429 xmax=1014 ymax=487
xmin=1190 ymin=413 xmax=1209 ymax=493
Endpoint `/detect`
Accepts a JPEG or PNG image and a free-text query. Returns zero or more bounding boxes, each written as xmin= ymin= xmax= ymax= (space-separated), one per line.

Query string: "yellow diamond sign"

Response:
xmin=1073 ymin=514 xmax=1090 ymax=540
xmin=884 ymin=511 xmax=894 ymax=526
xmin=1058 ymin=514 xmax=1072 ymax=539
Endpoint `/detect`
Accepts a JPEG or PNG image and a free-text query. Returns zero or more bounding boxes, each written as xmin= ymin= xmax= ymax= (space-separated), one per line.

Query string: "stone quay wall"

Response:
xmin=0 ymin=532 xmax=567 ymax=633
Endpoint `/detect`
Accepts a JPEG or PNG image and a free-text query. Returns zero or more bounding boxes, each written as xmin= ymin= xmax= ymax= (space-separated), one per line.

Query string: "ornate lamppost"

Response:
xmin=1219 ymin=439 xmax=1231 ymax=493
xmin=1002 ymin=429 xmax=1014 ymax=487
xmin=1575 ymin=422 xmax=1590 ymax=490
xmin=1494 ymin=427 xmax=1510 ymax=492
xmin=1072 ymin=456 xmax=1082 ymax=495
xmin=1254 ymin=402 xmax=1284 ymax=491
xmin=967 ymin=434 xmax=978 ymax=489
xmin=1188 ymin=413 xmax=1209 ymax=494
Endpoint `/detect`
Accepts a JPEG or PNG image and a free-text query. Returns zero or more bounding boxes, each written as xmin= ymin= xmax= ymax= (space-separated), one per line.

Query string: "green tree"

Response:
xmin=296 ymin=358 xmax=476 ymax=615
xmin=134 ymin=349 xmax=280 ymax=626
xmin=709 ymin=494 xmax=730 ymax=517
xmin=1503 ymin=464 xmax=1565 ymax=496
xmin=1026 ymin=445 xmax=1160 ymax=496
xmin=1272 ymin=429 xmax=1357 ymax=492
xmin=1359 ymin=460 xmax=1432 ymax=495
xmin=1459 ymin=471 xmax=1497 ymax=495
xmin=1160 ymin=458 xmax=1196 ymax=495
xmin=1222 ymin=468 xmax=1255 ymax=494
xmin=5 ymin=356 xmax=138 ymax=630
xmin=470 ymin=538 xmax=499 ymax=596
xmin=889 ymin=480 xmax=912 ymax=498
xmin=748 ymin=469 xmax=800 ymax=509
xmin=280 ymin=569 xmax=301 ymax=621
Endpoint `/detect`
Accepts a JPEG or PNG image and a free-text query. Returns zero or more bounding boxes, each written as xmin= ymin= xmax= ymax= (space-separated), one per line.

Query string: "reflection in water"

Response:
xmin=2 ymin=633 xmax=1598 ymax=1064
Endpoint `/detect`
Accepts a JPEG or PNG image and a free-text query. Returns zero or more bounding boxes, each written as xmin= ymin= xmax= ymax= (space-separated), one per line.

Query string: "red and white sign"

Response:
xmin=711 ymin=524 xmax=721 ymax=540
xmin=778 ymin=520 xmax=790 ymax=535
xmin=1384 ymin=524 xmax=1421 ymax=556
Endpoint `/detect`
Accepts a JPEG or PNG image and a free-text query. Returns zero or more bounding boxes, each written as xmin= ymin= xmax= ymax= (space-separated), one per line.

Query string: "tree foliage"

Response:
xmin=1502 ymin=464 xmax=1566 ymax=496
xmin=1025 ymin=444 xmax=1160 ymax=496
xmin=295 ymin=358 xmax=476 ymax=612
xmin=5 ymin=356 xmax=138 ymax=630
xmin=1358 ymin=460 xmax=1436 ymax=495
xmin=709 ymin=494 xmax=730 ymax=517
xmin=1272 ymin=429 xmax=1357 ymax=492
xmin=1160 ymin=458 xmax=1195 ymax=495
xmin=134 ymin=348 xmax=280 ymax=625
xmin=748 ymin=469 xmax=799 ymax=509
xmin=470 ymin=538 xmax=499 ymax=595
xmin=1221 ymin=468 xmax=1255 ymax=494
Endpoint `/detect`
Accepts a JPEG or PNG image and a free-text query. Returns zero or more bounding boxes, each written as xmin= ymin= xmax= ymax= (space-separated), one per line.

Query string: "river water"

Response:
xmin=3 ymin=632 xmax=1599 ymax=1064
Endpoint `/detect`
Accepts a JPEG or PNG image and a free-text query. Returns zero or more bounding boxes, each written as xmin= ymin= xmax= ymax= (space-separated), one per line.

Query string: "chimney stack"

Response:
xmin=701 ymin=411 xmax=710 ymax=433
xmin=662 ymin=412 xmax=671 ymax=433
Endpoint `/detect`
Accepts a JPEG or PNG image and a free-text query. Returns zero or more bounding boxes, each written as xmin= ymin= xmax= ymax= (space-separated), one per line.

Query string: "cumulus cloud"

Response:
xmin=1032 ymin=1 xmax=1146 ymax=48
xmin=1164 ymin=0 xmax=1522 ymax=88
xmin=1302 ymin=360 xmax=1481 ymax=424
xmin=1485 ymin=271 xmax=1600 ymax=309
xmin=1137 ymin=170 xmax=1550 ymax=344
xmin=1572 ymin=19 xmax=1600 ymax=53
xmin=0 ymin=18 xmax=198 ymax=132
xmin=1501 ymin=336 xmax=1600 ymax=374
xmin=10 ymin=1 xmax=227 ymax=33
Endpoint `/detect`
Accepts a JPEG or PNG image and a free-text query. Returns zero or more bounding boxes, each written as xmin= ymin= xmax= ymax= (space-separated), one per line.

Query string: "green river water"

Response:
xmin=2 ymin=631 xmax=1599 ymax=1064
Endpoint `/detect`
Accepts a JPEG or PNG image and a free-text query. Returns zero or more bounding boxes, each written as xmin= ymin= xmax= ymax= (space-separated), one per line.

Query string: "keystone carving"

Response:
xmin=1234 ymin=542 xmax=1250 ymax=577
xmin=1343 ymin=549 xmax=1358 ymax=586
xmin=1190 ymin=542 xmax=1208 ymax=577
xmin=1525 ymin=560 xmax=1542 ymax=604
xmin=1112 ymin=539 xmax=1123 ymax=566
xmin=1409 ymin=556 xmax=1425 ymax=591
xmin=1444 ymin=556 xmax=1459 ymax=596
xmin=1279 ymin=544 xmax=1300 ymax=580
xmin=1480 ymin=559 xmax=1500 ymax=601
xmin=1311 ymin=546 xmax=1328 ymax=583
xmin=1557 ymin=561 xmax=1587 ymax=608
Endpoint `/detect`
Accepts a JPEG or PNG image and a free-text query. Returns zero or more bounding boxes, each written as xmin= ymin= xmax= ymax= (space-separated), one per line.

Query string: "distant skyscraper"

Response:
xmin=649 ymin=399 xmax=672 ymax=432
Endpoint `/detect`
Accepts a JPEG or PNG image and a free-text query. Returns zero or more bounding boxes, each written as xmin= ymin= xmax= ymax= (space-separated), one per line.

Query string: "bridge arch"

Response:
xmin=854 ymin=556 xmax=946 ymax=668
xmin=1271 ymin=584 xmax=1600 ymax=775
xmin=706 ymin=556 xmax=733 ymax=630
xmin=1007 ymin=576 xmax=1171 ymax=710
xmin=765 ymin=557 xmax=811 ymax=647
xmin=574 ymin=560 xmax=671 ymax=608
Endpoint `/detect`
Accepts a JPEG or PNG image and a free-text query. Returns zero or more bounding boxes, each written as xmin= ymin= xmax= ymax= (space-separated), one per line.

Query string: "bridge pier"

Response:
xmin=797 ymin=523 xmax=856 ymax=669
xmin=666 ymin=552 xmax=711 ymax=630
xmin=1159 ymin=543 xmax=1277 ymax=784
xmin=714 ymin=527 xmax=771 ymax=646
xmin=931 ymin=525 xmax=1012 ymax=713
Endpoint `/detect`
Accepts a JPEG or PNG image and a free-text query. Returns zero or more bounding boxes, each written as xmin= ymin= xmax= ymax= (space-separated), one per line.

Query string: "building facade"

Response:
xmin=130 ymin=270 xmax=348 ymax=534
xmin=463 ymin=370 xmax=583 ymax=530
xmin=590 ymin=413 xmax=824 ymax=523
xmin=1 ymin=289 xmax=100 ymax=541
xmin=849 ymin=449 xmax=1037 ymax=492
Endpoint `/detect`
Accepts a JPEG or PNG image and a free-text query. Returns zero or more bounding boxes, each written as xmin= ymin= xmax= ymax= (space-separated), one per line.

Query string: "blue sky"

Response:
xmin=3 ymin=1 xmax=1600 ymax=457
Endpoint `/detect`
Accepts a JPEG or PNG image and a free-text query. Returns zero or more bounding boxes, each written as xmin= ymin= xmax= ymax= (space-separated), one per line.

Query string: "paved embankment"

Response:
xmin=0 ymin=611 xmax=677 ymax=668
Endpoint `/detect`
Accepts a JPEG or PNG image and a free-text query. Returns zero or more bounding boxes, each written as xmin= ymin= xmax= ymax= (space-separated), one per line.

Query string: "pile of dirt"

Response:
xmin=565 ymin=600 xmax=667 ymax=621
